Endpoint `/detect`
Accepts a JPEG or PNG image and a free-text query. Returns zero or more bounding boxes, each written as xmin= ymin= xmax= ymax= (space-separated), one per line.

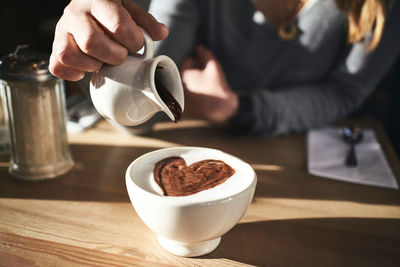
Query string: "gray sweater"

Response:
xmin=149 ymin=0 xmax=400 ymax=136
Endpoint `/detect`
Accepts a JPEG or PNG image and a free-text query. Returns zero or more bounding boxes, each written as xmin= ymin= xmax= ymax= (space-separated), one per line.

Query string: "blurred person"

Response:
xmin=151 ymin=0 xmax=400 ymax=135
xmin=49 ymin=0 xmax=400 ymax=136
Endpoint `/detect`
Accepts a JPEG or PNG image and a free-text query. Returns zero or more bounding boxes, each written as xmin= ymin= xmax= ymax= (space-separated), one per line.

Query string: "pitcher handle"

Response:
xmin=134 ymin=28 xmax=154 ymax=60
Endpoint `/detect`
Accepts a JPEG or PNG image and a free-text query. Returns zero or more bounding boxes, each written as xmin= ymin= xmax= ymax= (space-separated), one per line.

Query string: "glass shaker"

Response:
xmin=0 ymin=45 xmax=74 ymax=180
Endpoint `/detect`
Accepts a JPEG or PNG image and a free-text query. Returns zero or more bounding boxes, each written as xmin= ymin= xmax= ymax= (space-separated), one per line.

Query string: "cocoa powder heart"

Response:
xmin=153 ymin=156 xmax=235 ymax=196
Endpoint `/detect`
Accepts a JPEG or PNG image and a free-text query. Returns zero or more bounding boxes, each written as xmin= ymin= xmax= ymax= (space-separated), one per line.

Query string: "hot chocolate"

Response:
xmin=155 ymin=77 xmax=182 ymax=123
xmin=153 ymin=156 xmax=235 ymax=196
xmin=129 ymin=147 xmax=254 ymax=201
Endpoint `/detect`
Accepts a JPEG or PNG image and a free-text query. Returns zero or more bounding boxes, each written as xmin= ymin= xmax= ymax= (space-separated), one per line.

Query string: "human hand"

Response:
xmin=49 ymin=0 xmax=169 ymax=81
xmin=180 ymin=46 xmax=238 ymax=124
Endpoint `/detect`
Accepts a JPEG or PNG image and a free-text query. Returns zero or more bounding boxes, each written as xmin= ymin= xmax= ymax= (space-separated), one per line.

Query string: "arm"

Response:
xmin=149 ymin=0 xmax=201 ymax=65
xmin=228 ymin=4 xmax=400 ymax=136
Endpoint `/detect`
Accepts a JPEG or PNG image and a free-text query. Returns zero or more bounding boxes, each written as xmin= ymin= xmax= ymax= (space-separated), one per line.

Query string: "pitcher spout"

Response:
xmin=148 ymin=55 xmax=184 ymax=123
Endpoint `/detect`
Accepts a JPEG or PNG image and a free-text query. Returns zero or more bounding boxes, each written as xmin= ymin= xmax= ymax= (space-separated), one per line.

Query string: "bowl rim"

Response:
xmin=125 ymin=146 xmax=257 ymax=206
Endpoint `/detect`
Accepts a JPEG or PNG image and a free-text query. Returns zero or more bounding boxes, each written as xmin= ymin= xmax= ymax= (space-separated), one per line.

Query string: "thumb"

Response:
xmin=122 ymin=0 xmax=169 ymax=41
xmin=196 ymin=45 xmax=216 ymax=68
xmin=202 ymin=55 xmax=221 ymax=76
xmin=180 ymin=56 xmax=200 ymax=72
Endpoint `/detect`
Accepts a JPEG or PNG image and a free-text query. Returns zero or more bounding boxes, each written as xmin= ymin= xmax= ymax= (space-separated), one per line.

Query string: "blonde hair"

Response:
xmin=335 ymin=0 xmax=388 ymax=52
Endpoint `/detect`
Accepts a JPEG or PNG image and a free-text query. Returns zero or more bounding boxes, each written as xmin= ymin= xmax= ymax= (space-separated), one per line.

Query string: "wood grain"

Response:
xmin=1 ymin=119 xmax=399 ymax=267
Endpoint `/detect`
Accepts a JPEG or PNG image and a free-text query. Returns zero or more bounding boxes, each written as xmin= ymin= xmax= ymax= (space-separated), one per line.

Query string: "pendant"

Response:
xmin=278 ymin=21 xmax=298 ymax=41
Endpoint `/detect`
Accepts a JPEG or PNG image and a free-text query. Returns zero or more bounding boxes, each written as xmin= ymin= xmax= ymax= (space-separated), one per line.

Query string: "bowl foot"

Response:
xmin=158 ymin=236 xmax=221 ymax=257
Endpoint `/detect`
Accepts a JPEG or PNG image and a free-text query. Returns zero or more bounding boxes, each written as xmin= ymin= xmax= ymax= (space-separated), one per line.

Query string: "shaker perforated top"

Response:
xmin=0 ymin=45 xmax=54 ymax=81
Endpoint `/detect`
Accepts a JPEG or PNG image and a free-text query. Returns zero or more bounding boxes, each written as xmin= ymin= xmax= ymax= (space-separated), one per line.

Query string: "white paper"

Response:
xmin=307 ymin=127 xmax=398 ymax=189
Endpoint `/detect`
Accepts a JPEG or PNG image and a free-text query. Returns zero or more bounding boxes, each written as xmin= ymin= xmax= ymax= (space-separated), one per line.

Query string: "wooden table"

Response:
xmin=1 ymin=119 xmax=400 ymax=267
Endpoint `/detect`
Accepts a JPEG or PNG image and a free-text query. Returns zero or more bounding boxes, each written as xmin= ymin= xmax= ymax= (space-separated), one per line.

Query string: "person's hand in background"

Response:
xmin=180 ymin=46 xmax=238 ymax=124
xmin=49 ymin=0 xmax=169 ymax=81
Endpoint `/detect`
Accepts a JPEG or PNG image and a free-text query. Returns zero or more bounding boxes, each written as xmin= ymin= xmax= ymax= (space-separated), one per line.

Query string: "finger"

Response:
xmin=180 ymin=69 xmax=197 ymax=85
xmin=52 ymin=29 xmax=103 ymax=72
xmin=197 ymin=46 xmax=222 ymax=75
xmin=122 ymin=0 xmax=169 ymax=41
xmin=179 ymin=57 xmax=199 ymax=71
xmin=91 ymin=0 xmax=144 ymax=53
xmin=49 ymin=53 xmax=85 ymax=81
xmin=196 ymin=45 xmax=215 ymax=68
xmin=63 ymin=10 xmax=128 ymax=65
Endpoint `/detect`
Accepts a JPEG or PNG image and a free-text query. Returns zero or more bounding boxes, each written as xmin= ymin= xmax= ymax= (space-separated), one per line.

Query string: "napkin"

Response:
xmin=307 ymin=127 xmax=398 ymax=189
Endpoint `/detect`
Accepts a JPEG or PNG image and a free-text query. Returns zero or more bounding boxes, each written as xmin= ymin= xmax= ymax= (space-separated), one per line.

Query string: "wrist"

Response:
xmin=226 ymin=94 xmax=256 ymax=135
xmin=224 ymin=92 xmax=239 ymax=121
xmin=210 ymin=91 xmax=239 ymax=124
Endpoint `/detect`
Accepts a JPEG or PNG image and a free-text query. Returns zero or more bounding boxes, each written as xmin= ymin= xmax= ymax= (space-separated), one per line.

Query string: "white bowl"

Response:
xmin=125 ymin=147 xmax=257 ymax=257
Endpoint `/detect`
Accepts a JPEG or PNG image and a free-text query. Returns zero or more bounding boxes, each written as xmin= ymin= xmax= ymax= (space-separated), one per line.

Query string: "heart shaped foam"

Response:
xmin=153 ymin=156 xmax=236 ymax=196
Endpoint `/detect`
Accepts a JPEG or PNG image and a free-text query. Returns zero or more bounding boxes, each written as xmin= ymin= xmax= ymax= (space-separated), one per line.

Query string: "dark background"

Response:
xmin=0 ymin=0 xmax=150 ymax=55
xmin=0 ymin=0 xmax=398 ymax=156
xmin=0 ymin=0 xmax=68 ymax=55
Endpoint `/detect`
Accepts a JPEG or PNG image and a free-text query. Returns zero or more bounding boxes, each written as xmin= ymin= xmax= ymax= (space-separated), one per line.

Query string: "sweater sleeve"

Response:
xmin=149 ymin=0 xmax=200 ymax=65
xmin=228 ymin=3 xmax=400 ymax=136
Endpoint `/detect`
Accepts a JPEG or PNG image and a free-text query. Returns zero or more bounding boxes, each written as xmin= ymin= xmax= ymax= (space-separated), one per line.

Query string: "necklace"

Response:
xmin=277 ymin=0 xmax=307 ymax=41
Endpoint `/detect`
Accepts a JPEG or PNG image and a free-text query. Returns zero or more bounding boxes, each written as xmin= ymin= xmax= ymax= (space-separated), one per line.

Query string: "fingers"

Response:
xmin=180 ymin=46 xmax=220 ymax=78
xmin=50 ymin=7 xmax=127 ymax=80
xmin=91 ymin=0 xmax=144 ymax=54
xmin=49 ymin=53 xmax=85 ymax=81
xmin=196 ymin=45 xmax=216 ymax=68
xmin=50 ymin=17 xmax=104 ymax=80
xmin=122 ymin=0 xmax=169 ymax=41
xmin=53 ymin=29 xmax=103 ymax=72
xmin=180 ymin=57 xmax=201 ymax=71
xmin=65 ymin=8 xmax=128 ymax=65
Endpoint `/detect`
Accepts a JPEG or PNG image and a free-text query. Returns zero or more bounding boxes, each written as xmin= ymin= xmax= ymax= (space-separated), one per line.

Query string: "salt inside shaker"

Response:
xmin=0 ymin=45 xmax=74 ymax=180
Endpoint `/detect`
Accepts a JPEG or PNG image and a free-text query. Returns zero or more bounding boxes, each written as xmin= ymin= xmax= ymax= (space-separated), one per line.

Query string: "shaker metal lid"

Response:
xmin=0 ymin=45 xmax=56 ymax=81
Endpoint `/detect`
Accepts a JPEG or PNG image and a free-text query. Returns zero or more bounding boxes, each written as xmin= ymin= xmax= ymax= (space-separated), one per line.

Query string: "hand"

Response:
xmin=180 ymin=46 xmax=238 ymax=124
xmin=49 ymin=0 xmax=169 ymax=81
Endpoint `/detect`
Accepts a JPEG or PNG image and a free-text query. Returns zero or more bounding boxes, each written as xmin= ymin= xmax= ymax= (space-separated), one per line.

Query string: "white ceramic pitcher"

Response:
xmin=90 ymin=30 xmax=184 ymax=126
